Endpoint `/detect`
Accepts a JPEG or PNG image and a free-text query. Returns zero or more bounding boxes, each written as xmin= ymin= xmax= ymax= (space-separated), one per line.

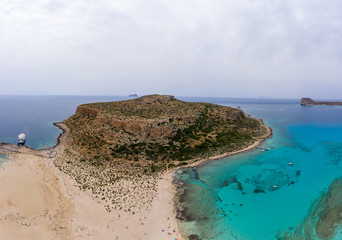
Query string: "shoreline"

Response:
xmin=0 ymin=145 xmax=74 ymax=239
xmin=1 ymin=122 xmax=184 ymax=239
xmin=0 ymin=119 xmax=271 ymax=240
xmin=0 ymin=122 xmax=65 ymax=152
xmin=173 ymin=122 xmax=272 ymax=240
xmin=185 ymin=122 xmax=272 ymax=169
xmin=54 ymin=122 xmax=184 ymax=239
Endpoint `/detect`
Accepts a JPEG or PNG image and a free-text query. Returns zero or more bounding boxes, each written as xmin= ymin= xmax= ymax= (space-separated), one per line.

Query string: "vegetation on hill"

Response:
xmin=64 ymin=95 xmax=267 ymax=171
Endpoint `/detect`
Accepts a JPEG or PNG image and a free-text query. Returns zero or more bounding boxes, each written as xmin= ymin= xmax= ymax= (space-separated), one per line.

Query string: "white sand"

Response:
xmin=0 ymin=143 xmax=182 ymax=240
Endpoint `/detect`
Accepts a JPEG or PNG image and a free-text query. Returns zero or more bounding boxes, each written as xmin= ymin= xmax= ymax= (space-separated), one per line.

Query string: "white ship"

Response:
xmin=18 ymin=133 xmax=26 ymax=145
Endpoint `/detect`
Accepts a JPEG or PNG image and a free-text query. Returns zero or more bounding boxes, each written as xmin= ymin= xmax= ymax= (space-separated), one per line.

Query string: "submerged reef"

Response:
xmin=277 ymin=177 xmax=342 ymax=240
xmin=175 ymin=168 xmax=225 ymax=239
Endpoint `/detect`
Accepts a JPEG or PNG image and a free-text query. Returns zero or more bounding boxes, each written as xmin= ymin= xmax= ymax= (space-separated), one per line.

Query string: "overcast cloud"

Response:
xmin=1 ymin=0 xmax=342 ymax=98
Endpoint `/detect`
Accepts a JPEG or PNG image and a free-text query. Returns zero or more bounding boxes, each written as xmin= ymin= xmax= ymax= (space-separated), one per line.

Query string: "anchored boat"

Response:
xmin=18 ymin=133 xmax=26 ymax=145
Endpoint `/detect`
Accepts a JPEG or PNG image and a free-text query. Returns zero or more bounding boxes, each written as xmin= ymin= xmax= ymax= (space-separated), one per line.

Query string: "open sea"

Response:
xmin=0 ymin=95 xmax=130 ymax=149
xmin=0 ymin=95 xmax=128 ymax=166
xmin=1 ymin=95 xmax=342 ymax=239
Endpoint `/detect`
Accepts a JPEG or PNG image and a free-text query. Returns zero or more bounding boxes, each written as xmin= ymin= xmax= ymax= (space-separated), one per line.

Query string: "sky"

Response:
xmin=0 ymin=0 xmax=342 ymax=98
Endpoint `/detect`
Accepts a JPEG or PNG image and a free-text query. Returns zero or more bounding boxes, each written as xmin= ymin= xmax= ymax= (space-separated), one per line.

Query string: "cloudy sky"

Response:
xmin=1 ymin=0 xmax=342 ymax=98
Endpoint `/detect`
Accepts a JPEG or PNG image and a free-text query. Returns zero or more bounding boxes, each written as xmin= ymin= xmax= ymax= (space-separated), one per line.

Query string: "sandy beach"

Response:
xmin=0 ymin=121 xmax=271 ymax=240
xmin=0 ymin=146 xmax=74 ymax=240
xmin=0 ymin=134 xmax=182 ymax=240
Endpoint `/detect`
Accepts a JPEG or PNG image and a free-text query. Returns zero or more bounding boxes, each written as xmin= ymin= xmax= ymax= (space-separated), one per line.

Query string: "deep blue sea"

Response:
xmin=176 ymin=98 xmax=342 ymax=240
xmin=0 ymin=95 xmax=130 ymax=149
xmin=1 ymin=95 xmax=342 ymax=239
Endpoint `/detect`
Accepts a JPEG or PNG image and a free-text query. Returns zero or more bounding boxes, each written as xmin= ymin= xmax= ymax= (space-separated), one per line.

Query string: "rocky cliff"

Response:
xmin=301 ymin=98 xmax=342 ymax=106
xmin=64 ymin=94 xmax=267 ymax=169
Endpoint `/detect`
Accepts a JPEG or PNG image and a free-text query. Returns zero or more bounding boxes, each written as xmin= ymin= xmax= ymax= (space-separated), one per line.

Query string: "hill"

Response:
xmin=53 ymin=95 xmax=270 ymax=213
xmin=64 ymin=94 xmax=268 ymax=170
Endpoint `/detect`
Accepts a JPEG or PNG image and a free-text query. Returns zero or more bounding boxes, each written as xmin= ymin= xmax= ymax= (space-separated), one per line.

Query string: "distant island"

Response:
xmin=128 ymin=94 xmax=138 ymax=97
xmin=300 ymin=98 xmax=342 ymax=106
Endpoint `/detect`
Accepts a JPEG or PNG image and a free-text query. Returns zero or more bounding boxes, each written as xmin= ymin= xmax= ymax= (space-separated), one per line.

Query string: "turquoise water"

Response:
xmin=176 ymin=102 xmax=342 ymax=240
xmin=0 ymin=154 xmax=8 ymax=167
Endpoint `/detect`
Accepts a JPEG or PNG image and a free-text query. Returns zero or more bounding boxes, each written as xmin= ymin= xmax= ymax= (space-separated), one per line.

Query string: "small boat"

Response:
xmin=288 ymin=162 xmax=293 ymax=166
xmin=18 ymin=133 xmax=26 ymax=145
xmin=263 ymin=148 xmax=270 ymax=152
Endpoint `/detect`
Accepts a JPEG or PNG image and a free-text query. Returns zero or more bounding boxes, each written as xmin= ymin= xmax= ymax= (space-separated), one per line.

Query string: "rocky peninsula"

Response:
xmin=65 ymin=94 xmax=267 ymax=165
xmin=0 ymin=95 xmax=271 ymax=240
xmin=300 ymin=98 xmax=342 ymax=106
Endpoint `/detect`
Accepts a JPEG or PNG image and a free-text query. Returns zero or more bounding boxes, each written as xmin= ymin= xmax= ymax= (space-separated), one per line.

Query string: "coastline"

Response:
xmin=185 ymin=122 xmax=272 ymax=169
xmin=0 ymin=119 xmax=271 ymax=240
xmin=0 ymin=145 xmax=74 ymax=240
xmin=54 ymin=122 xmax=183 ymax=240
xmin=0 ymin=123 xmax=183 ymax=240
xmin=173 ymin=121 xmax=272 ymax=240
xmin=0 ymin=122 xmax=65 ymax=152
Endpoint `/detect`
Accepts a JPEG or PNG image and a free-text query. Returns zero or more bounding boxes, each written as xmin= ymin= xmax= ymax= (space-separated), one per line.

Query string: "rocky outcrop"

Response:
xmin=75 ymin=106 xmax=98 ymax=117
xmin=300 ymin=98 xmax=316 ymax=106
xmin=300 ymin=98 xmax=342 ymax=106
xmin=140 ymin=94 xmax=175 ymax=104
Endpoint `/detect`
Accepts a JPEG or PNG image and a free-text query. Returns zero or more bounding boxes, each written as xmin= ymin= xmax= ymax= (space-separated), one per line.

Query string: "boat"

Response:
xmin=18 ymin=133 xmax=26 ymax=145
xmin=288 ymin=162 xmax=293 ymax=166
xmin=263 ymin=148 xmax=270 ymax=152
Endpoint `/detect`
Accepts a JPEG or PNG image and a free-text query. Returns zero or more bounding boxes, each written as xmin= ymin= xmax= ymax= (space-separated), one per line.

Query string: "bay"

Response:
xmin=176 ymin=99 xmax=342 ymax=240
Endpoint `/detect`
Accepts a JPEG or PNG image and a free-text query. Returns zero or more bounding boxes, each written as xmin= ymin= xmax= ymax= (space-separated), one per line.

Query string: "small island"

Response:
xmin=300 ymin=98 xmax=342 ymax=106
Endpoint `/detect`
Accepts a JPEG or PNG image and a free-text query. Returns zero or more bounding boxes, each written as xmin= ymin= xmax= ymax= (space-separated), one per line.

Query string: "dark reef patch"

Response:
xmin=254 ymin=188 xmax=266 ymax=193
xmin=188 ymin=234 xmax=201 ymax=240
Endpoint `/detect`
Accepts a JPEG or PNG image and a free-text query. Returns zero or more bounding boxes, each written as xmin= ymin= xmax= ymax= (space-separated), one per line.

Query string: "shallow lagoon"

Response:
xmin=176 ymin=101 xmax=342 ymax=240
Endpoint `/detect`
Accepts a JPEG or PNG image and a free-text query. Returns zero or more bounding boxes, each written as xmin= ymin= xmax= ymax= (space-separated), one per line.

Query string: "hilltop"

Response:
xmin=64 ymin=94 xmax=268 ymax=169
